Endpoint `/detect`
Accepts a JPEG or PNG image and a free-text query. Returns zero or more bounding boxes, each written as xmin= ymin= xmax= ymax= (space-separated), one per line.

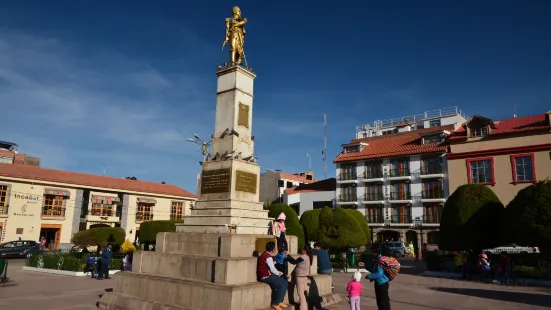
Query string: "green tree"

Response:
xmin=344 ymin=208 xmax=371 ymax=243
xmin=439 ymin=184 xmax=505 ymax=251
xmin=504 ymin=181 xmax=551 ymax=254
xmin=139 ymin=220 xmax=184 ymax=244
xmin=300 ymin=209 xmax=322 ymax=242
xmin=71 ymin=227 xmax=125 ymax=248
xmin=318 ymin=207 xmax=367 ymax=250
xmin=268 ymin=203 xmax=305 ymax=248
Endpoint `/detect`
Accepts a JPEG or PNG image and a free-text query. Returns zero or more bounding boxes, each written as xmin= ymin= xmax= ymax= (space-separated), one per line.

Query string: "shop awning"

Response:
xmin=44 ymin=188 xmax=71 ymax=197
xmin=137 ymin=197 xmax=156 ymax=204
xmin=91 ymin=195 xmax=121 ymax=204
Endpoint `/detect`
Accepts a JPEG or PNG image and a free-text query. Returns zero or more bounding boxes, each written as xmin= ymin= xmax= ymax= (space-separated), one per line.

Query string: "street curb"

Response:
xmin=22 ymin=266 xmax=120 ymax=277
xmin=424 ymin=271 xmax=551 ymax=287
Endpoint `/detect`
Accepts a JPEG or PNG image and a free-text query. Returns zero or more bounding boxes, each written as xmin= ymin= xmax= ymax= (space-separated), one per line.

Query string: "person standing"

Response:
xmin=366 ymin=250 xmax=391 ymax=310
xmin=286 ymin=247 xmax=310 ymax=310
xmin=99 ymin=244 xmax=113 ymax=280
xmin=257 ymin=241 xmax=288 ymax=310
xmin=347 ymin=271 xmax=363 ymax=310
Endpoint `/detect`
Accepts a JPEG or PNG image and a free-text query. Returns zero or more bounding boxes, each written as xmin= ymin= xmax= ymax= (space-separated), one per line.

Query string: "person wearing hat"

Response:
xmin=273 ymin=212 xmax=288 ymax=251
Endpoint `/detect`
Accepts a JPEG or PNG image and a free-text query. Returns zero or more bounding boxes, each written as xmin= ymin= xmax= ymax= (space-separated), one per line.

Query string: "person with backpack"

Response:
xmin=366 ymin=250 xmax=394 ymax=310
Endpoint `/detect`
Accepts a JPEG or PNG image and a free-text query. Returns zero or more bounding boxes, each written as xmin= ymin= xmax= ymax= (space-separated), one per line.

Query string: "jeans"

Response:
xmin=375 ymin=282 xmax=391 ymax=310
xmin=349 ymin=296 xmax=361 ymax=310
xmin=261 ymin=275 xmax=288 ymax=305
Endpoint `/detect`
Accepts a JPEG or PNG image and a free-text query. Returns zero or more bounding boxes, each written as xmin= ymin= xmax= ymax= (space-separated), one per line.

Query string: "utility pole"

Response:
xmin=323 ymin=113 xmax=327 ymax=179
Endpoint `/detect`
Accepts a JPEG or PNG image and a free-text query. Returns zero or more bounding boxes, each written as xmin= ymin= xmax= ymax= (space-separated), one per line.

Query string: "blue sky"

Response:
xmin=0 ymin=0 xmax=549 ymax=192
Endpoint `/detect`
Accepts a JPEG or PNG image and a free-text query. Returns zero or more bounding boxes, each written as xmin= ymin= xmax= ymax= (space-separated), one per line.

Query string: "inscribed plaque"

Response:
xmin=238 ymin=103 xmax=250 ymax=128
xmin=201 ymin=169 xmax=231 ymax=194
xmin=235 ymin=170 xmax=257 ymax=194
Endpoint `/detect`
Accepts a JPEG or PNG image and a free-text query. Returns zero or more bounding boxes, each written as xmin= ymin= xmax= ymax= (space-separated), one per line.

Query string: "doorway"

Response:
xmin=405 ymin=230 xmax=418 ymax=247
xmin=377 ymin=230 xmax=400 ymax=242
xmin=40 ymin=224 xmax=62 ymax=250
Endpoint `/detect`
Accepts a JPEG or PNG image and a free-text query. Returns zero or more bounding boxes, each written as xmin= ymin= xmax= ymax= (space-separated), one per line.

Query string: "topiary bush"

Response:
xmin=504 ymin=181 xmax=551 ymax=255
xmin=439 ymin=184 xmax=505 ymax=251
xmin=268 ymin=203 xmax=305 ymax=249
xmin=139 ymin=220 xmax=184 ymax=244
xmin=71 ymin=227 xmax=125 ymax=248
xmin=318 ymin=207 xmax=367 ymax=250
xmin=344 ymin=208 xmax=371 ymax=244
xmin=300 ymin=209 xmax=322 ymax=243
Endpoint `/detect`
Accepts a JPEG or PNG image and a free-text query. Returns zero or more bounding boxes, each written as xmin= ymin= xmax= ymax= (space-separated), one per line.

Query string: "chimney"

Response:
xmin=546 ymin=110 xmax=551 ymax=126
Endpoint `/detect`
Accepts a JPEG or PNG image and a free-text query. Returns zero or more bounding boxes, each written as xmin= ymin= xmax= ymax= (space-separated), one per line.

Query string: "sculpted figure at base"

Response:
xmin=222 ymin=6 xmax=247 ymax=66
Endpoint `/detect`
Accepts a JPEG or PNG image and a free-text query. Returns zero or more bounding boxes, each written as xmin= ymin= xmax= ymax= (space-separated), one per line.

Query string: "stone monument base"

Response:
xmin=97 ymin=232 xmax=340 ymax=310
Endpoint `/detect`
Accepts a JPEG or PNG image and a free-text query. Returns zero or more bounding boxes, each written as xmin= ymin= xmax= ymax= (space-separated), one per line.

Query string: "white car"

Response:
xmin=485 ymin=245 xmax=539 ymax=254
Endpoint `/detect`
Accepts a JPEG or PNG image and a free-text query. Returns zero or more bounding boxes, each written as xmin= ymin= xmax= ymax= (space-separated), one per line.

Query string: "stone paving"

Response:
xmin=1 ymin=258 xmax=550 ymax=310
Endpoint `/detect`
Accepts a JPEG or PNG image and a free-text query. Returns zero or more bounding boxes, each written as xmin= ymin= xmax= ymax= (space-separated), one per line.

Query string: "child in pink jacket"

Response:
xmin=273 ymin=212 xmax=288 ymax=251
xmin=347 ymin=271 xmax=363 ymax=310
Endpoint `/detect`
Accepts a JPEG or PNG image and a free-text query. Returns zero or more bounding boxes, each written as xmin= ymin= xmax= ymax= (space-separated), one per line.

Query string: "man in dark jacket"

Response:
xmin=98 ymin=244 xmax=113 ymax=280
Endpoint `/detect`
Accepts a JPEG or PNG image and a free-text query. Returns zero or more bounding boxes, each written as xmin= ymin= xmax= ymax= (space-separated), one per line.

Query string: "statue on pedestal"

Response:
xmin=222 ymin=6 xmax=247 ymax=66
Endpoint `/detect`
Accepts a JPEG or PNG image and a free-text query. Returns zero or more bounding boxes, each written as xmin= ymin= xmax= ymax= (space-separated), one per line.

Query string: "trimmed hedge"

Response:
xmin=26 ymin=252 xmax=123 ymax=272
xmin=139 ymin=220 xmax=184 ymax=244
xmin=504 ymin=181 xmax=551 ymax=255
xmin=319 ymin=207 xmax=367 ymax=250
xmin=300 ymin=209 xmax=322 ymax=242
xmin=439 ymin=184 xmax=505 ymax=251
xmin=345 ymin=209 xmax=371 ymax=244
xmin=71 ymin=227 xmax=125 ymax=248
xmin=268 ymin=204 xmax=305 ymax=248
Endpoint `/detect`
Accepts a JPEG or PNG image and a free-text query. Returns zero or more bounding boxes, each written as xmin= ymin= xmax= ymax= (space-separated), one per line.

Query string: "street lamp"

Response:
xmin=187 ymin=134 xmax=212 ymax=162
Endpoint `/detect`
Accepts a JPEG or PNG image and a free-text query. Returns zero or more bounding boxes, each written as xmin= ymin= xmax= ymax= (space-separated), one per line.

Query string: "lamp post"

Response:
xmin=414 ymin=216 xmax=424 ymax=256
xmin=186 ymin=134 xmax=212 ymax=162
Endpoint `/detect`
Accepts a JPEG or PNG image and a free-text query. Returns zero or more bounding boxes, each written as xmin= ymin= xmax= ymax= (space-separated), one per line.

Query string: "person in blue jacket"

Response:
xmin=366 ymin=251 xmax=391 ymax=310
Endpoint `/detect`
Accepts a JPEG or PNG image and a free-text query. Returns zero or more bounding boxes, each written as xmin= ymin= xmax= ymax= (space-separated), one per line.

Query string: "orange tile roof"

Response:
xmin=285 ymin=178 xmax=336 ymax=195
xmin=0 ymin=150 xmax=14 ymax=158
xmin=0 ymin=163 xmax=197 ymax=198
xmin=278 ymin=172 xmax=315 ymax=184
xmin=449 ymin=114 xmax=550 ymax=141
xmin=335 ymin=128 xmax=449 ymax=163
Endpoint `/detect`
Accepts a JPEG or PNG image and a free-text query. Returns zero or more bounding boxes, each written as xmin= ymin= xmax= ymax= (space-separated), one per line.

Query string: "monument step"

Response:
xmin=182 ymin=215 xmax=272 ymax=227
xmin=190 ymin=207 xmax=268 ymax=218
xmin=176 ymin=224 xmax=270 ymax=235
xmin=193 ymin=199 xmax=264 ymax=211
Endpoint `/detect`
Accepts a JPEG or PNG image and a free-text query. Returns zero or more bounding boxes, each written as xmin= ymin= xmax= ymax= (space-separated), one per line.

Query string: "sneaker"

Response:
xmin=270 ymin=305 xmax=282 ymax=310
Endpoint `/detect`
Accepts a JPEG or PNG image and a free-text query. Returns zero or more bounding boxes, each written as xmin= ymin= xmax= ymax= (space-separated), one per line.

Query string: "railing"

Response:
xmin=0 ymin=205 xmax=8 ymax=215
xmin=423 ymin=215 xmax=441 ymax=224
xmin=363 ymin=193 xmax=385 ymax=201
xmin=356 ymin=106 xmax=467 ymax=133
xmin=338 ymin=173 xmax=357 ymax=181
xmin=390 ymin=214 xmax=413 ymax=224
xmin=42 ymin=207 xmax=66 ymax=217
xmin=388 ymin=168 xmax=410 ymax=177
xmin=364 ymin=170 xmax=383 ymax=179
xmin=366 ymin=215 xmax=385 ymax=224
xmin=421 ymin=165 xmax=443 ymax=175
xmin=337 ymin=194 xmax=358 ymax=203
xmin=389 ymin=192 xmax=412 ymax=200
xmin=422 ymin=189 xmax=445 ymax=199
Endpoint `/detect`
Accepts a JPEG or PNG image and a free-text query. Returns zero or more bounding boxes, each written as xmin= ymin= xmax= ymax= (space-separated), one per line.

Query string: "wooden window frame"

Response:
xmin=42 ymin=195 xmax=66 ymax=217
xmin=365 ymin=205 xmax=384 ymax=223
xmin=421 ymin=156 xmax=443 ymax=174
xmin=422 ymin=180 xmax=443 ymax=199
xmin=90 ymin=203 xmax=114 ymax=216
xmin=0 ymin=184 xmax=10 ymax=215
xmin=423 ymin=203 xmax=443 ymax=224
xmin=510 ymin=153 xmax=537 ymax=184
xmin=136 ymin=202 xmax=154 ymax=222
xmin=170 ymin=201 xmax=185 ymax=220
xmin=466 ymin=157 xmax=495 ymax=186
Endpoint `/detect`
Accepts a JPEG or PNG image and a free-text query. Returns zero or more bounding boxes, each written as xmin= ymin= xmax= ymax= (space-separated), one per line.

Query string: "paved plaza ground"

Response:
xmin=0 ymin=259 xmax=550 ymax=310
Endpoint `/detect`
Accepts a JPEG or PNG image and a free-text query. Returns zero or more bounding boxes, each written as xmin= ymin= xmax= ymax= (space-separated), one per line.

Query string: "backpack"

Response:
xmin=377 ymin=256 xmax=400 ymax=281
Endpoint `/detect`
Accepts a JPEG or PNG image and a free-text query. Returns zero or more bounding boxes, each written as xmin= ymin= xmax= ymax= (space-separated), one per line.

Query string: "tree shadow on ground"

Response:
xmin=430 ymin=287 xmax=551 ymax=307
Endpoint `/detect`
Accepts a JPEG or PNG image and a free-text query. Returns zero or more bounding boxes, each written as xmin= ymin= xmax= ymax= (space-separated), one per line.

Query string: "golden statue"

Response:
xmin=222 ymin=6 xmax=247 ymax=66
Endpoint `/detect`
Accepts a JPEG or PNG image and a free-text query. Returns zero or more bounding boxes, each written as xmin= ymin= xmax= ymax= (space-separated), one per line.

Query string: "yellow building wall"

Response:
xmin=450 ymin=133 xmax=551 ymax=154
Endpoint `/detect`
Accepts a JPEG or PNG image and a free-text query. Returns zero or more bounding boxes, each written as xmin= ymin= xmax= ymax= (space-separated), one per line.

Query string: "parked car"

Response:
xmin=383 ymin=241 xmax=407 ymax=257
xmin=485 ymin=245 xmax=540 ymax=254
xmin=0 ymin=240 xmax=40 ymax=258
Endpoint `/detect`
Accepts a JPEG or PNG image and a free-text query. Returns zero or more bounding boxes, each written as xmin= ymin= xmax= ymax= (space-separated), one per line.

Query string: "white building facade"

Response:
xmin=282 ymin=178 xmax=336 ymax=216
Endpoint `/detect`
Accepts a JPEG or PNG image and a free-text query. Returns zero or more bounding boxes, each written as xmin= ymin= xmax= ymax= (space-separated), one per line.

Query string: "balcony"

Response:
xmin=422 ymin=215 xmax=441 ymax=224
xmin=361 ymin=193 xmax=385 ymax=204
xmin=362 ymin=170 xmax=384 ymax=182
xmin=337 ymin=194 xmax=358 ymax=205
xmin=85 ymin=209 xmax=120 ymax=223
xmin=420 ymin=165 xmax=444 ymax=178
xmin=41 ymin=207 xmax=66 ymax=220
xmin=389 ymin=192 xmax=412 ymax=202
xmin=390 ymin=214 xmax=413 ymax=224
xmin=421 ymin=189 xmax=446 ymax=202
xmin=337 ymin=173 xmax=358 ymax=184
xmin=387 ymin=168 xmax=411 ymax=181
xmin=366 ymin=215 xmax=385 ymax=224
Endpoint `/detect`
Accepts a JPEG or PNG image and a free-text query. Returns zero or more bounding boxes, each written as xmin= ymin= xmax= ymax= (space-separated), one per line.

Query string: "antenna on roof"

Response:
xmin=513 ymin=103 xmax=518 ymax=118
xmin=323 ymin=113 xmax=327 ymax=179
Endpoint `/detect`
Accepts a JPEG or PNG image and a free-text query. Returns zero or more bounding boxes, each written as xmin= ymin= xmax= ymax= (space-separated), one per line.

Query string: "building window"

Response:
xmin=390 ymin=183 xmax=411 ymax=200
xmin=389 ymin=159 xmax=409 ymax=177
xmin=136 ymin=202 xmax=154 ymax=222
xmin=339 ymin=164 xmax=357 ymax=181
xmin=0 ymin=185 xmax=9 ymax=215
xmin=364 ymin=162 xmax=382 ymax=179
xmin=429 ymin=120 xmax=441 ymax=127
xmin=382 ymin=130 xmax=393 ymax=135
xmin=91 ymin=203 xmax=114 ymax=216
xmin=391 ymin=204 xmax=412 ymax=223
xmin=365 ymin=184 xmax=383 ymax=201
xmin=286 ymin=181 xmax=293 ymax=188
xmin=344 ymin=145 xmax=360 ymax=153
xmin=338 ymin=185 xmax=357 ymax=202
xmin=365 ymin=205 xmax=384 ymax=223
xmin=170 ymin=201 xmax=185 ymax=220
xmin=511 ymin=154 xmax=536 ymax=183
xmin=0 ymin=156 xmax=12 ymax=164
xmin=467 ymin=157 xmax=494 ymax=185
xmin=278 ymin=180 xmax=284 ymax=187
xmin=43 ymin=195 xmax=66 ymax=217
xmin=313 ymin=201 xmax=332 ymax=209
xmin=423 ymin=135 xmax=441 ymax=144
xmin=421 ymin=157 xmax=443 ymax=175
xmin=471 ymin=127 xmax=488 ymax=137
xmin=423 ymin=203 xmax=443 ymax=224
xmin=422 ymin=180 xmax=443 ymax=199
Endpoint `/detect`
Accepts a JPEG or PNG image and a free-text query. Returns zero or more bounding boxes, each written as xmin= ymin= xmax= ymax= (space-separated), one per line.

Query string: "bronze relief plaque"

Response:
xmin=238 ymin=103 xmax=250 ymax=128
xmin=235 ymin=170 xmax=257 ymax=194
xmin=201 ymin=168 xmax=231 ymax=194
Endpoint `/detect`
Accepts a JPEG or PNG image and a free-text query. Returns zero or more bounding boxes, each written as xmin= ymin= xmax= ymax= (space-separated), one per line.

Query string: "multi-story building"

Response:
xmin=283 ymin=178 xmax=336 ymax=216
xmin=0 ymin=155 xmax=196 ymax=250
xmin=447 ymin=111 xmax=551 ymax=205
xmin=334 ymin=107 xmax=468 ymax=247
xmin=259 ymin=169 xmax=315 ymax=204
